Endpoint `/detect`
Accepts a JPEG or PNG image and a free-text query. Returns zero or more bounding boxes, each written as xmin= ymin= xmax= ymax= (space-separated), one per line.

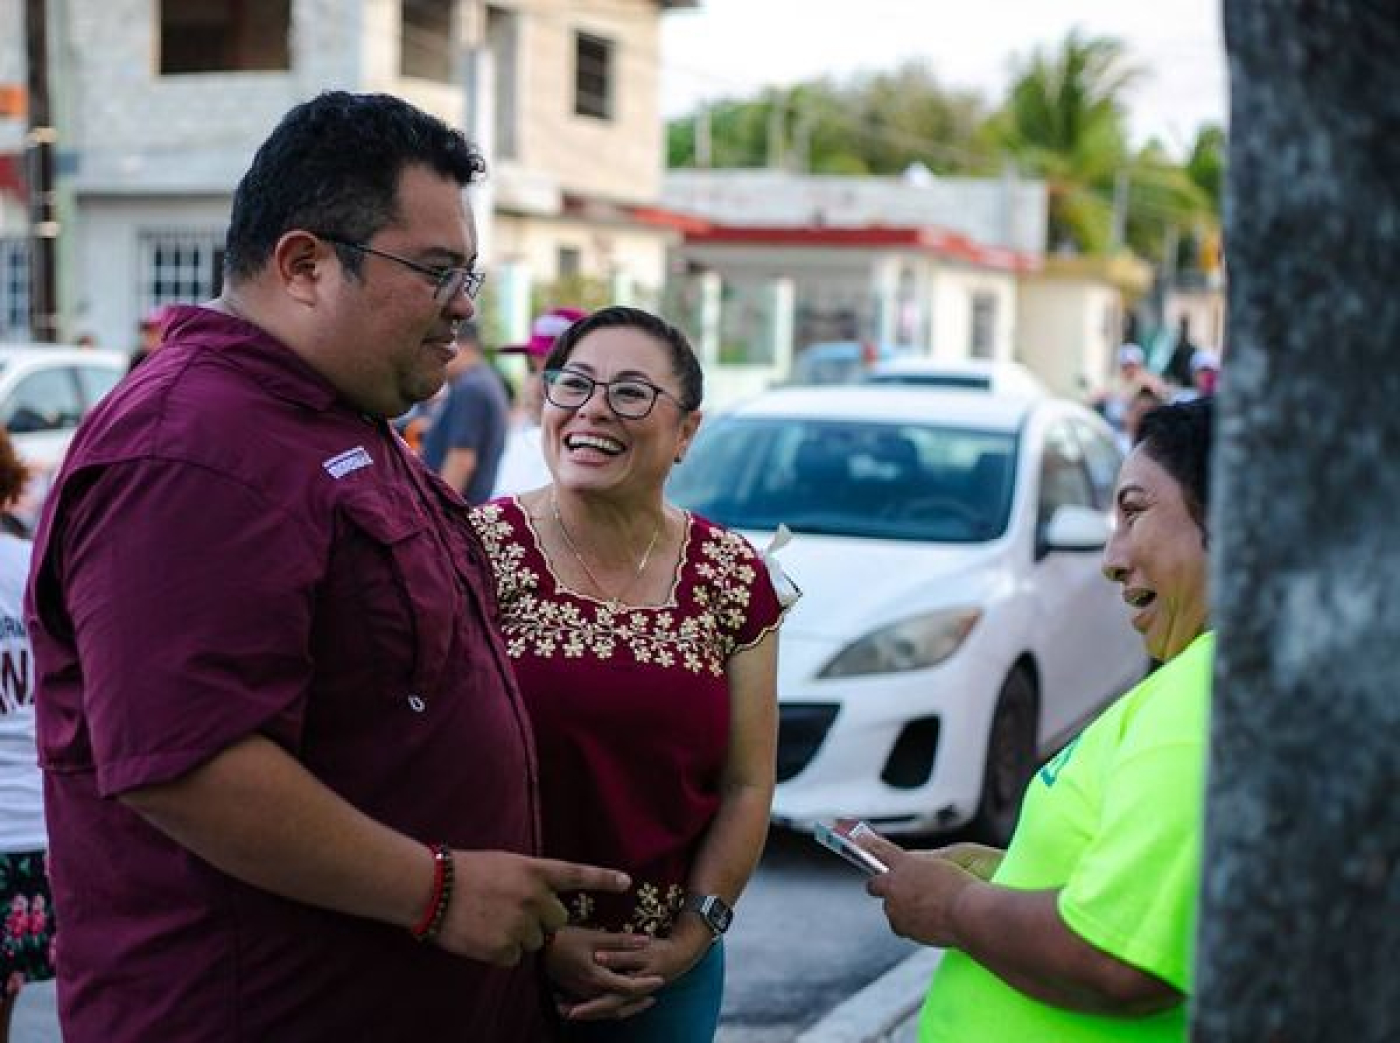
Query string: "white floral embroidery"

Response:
xmin=470 ymin=503 xmax=762 ymax=678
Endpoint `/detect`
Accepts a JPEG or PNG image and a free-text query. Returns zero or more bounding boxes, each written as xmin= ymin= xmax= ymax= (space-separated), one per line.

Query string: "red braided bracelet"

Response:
xmin=410 ymin=843 xmax=454 ymax=942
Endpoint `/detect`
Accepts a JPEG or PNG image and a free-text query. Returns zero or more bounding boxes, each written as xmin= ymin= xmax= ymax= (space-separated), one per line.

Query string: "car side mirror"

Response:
xmin=1040 ymin=505 xmax=1111 ymax=555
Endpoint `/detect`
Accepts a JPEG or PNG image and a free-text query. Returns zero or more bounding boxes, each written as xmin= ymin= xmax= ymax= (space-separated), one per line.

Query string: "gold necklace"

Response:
xmin=550 ymin=493 xmax=662 ymax=611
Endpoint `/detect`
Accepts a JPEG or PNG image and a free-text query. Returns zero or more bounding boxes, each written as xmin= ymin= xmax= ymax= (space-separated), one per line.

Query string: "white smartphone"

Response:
xmin=814 ymin=819 xmax=888 ymax=876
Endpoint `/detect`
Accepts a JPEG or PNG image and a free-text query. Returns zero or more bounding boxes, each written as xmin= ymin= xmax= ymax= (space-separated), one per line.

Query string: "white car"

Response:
xmin=0 ymin=344 xmax=128 ymax=529
xmin=668 ymin=386 xmax=1145 ymax=842
xmin=863 ymin=357 xmax=1049 ymax=398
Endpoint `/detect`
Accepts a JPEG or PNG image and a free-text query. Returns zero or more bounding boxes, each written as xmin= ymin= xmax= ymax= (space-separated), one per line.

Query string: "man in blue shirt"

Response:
xmin=421 ymin=320 xmax=509 ymax=503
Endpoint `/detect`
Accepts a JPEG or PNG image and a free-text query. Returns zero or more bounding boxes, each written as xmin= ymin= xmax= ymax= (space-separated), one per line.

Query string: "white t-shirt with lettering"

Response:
xmin=0 ymin=533 xmax=43 ymax=852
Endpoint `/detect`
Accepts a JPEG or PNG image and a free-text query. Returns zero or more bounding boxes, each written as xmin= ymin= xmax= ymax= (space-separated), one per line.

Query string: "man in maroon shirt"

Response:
xmin=24 ymin=92 xmax=628 ymax=1041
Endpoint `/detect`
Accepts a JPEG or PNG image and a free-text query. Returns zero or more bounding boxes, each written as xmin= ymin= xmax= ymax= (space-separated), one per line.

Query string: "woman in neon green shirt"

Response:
xmin=862 ymin=398 xmax=1215 ymax=1043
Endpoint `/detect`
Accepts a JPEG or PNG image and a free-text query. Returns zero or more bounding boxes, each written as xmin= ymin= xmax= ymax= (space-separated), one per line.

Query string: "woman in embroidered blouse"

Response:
xmin=469 ymin=306 xmax=792 ymax=1042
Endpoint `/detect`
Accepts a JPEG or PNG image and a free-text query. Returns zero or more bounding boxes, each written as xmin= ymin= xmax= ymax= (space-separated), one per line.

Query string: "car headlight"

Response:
xmin=817 ymin=607 xmax=983 ymax=679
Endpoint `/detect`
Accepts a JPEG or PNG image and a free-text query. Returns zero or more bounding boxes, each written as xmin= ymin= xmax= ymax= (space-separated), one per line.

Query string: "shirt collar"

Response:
xmin=163 ymin=304 xmax=343 ymax=414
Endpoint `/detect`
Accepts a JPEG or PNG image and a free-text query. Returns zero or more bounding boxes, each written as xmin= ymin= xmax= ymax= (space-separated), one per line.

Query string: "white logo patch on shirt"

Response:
xmin=323 ymin=446 xmax=374 ymax=479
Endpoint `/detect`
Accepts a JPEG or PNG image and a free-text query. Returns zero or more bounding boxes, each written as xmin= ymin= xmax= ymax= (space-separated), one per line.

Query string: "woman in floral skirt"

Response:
xmin=0 ymin=430 xmax=54 ymax=1042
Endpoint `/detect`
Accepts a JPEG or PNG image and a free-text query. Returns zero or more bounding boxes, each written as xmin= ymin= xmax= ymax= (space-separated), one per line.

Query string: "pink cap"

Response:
xmin=500 ymin=307 xmax=589 ymax=357
xmin=139 ymin=305 xmax=172 ymax=329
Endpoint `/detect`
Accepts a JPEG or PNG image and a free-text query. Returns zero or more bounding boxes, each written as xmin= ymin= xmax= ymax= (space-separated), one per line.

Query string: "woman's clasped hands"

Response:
xmin=546 ymin=925 xmax=713 ymax=1021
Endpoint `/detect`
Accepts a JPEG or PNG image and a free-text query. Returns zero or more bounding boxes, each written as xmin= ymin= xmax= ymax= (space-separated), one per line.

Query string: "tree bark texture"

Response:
xmin=1199 ymin=2 xmax=1400 ymax=1040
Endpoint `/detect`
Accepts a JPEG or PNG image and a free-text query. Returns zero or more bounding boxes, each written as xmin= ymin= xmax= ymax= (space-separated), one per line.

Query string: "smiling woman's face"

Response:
xmin=1101 ymin=447 xmax=1210 ymax=662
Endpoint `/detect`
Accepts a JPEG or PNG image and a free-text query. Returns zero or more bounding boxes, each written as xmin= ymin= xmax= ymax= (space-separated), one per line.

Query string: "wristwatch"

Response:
xmin=682 ymin=892 xmax=733 ymax=938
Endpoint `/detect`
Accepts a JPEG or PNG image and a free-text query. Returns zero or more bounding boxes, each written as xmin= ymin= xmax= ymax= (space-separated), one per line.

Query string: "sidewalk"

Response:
xmin=795 ymin=948 xmax=940 ymax=1043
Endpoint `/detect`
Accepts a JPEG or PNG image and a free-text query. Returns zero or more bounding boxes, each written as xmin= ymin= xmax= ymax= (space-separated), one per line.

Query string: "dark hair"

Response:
xmin=0 ymin=429 xmax=30 ymax=510
xmin=544 ymin=306 xmax=704 ymax=411
xmin=223 ymin=91 xmax=486 ymax=282
xmin=1135 ymin=397 xmax=1214 ymax=532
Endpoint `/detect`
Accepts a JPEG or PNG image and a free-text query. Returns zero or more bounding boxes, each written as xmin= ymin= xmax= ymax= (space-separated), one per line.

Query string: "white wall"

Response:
xmin=927 ymin=266 xmax=1019 ymax=363
xmin=493 ymin=212 xmax=671 ymax=292
xmin=73 ymin=195 xmax=230 ymax=350
xmin=1017 ymin=277 xmax=1121 ymax=398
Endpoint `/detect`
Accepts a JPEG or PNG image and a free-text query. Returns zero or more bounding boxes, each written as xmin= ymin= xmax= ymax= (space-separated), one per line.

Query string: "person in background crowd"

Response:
xmin=126 ymin=306 xmax=169 ymax=373
xmin=1172 ymin=350 xmax=1220 ymax=403
xmin=1120 ymin=385 xmax=1166 ymax=453
xmin=471 ymin=306 xmax=798 ymax=1042
xmin=860 ymin=398 xmax=1216 ymax=1043
xmin=1094 ymin=343 xmax=1166 ymax=434
xmin=1164 ymin=316 xmax=1199 ymax=389
xmin=0 ymin=431 xmax=52 ymax=1043
xmin=420 ymin=319 xmax=510 ymax=503
xmin=492 ymin=306 xmax=589 ymax=498
xmin=25 ymin=91 xmax=627 ymax=1043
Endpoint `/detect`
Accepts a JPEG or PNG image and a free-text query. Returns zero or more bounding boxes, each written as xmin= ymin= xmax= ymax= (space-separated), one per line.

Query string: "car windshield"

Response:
xmin=669 ymin=416 xmax=1017 ymax=542
xmin=864 ymin=373 xmax=992 ymax=390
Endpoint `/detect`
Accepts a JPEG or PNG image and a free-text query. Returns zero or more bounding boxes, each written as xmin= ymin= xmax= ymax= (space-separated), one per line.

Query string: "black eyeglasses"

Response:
xmin=543 ymin=368 xmax=687 ymax=420
xmin=320 ymin=236 xmax=486 ymax=302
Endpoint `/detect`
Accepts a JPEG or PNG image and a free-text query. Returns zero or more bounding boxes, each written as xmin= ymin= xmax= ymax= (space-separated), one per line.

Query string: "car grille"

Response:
xmin=776 ymin=704 xmax=840 ymax=782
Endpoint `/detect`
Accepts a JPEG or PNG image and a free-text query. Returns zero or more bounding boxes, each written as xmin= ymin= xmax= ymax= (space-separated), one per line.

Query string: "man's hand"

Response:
xmin=858 ymin=832 xmax=985 ymax=949
xmin=435 ymin=851 xmax=631 ymax=966
xmin=545 ymin=927 xmax=665 ymax=1022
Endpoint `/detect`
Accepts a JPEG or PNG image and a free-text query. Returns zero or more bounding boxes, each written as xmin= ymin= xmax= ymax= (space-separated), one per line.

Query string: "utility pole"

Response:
xmin=1197 ymin=1 xmax=1400 ymax=1039
xmin=24 ymin=0 xmax=59 ymax=342
xmin=694 ymin=106 xmax=711 ymax=168
xmin=1109 ymin=168 xmax=1129 ymax=251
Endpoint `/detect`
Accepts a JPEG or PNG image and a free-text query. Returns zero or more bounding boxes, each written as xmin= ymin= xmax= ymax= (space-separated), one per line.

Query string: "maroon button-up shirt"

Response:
xmin=26 ymin=306 xmax=551 ymax=1041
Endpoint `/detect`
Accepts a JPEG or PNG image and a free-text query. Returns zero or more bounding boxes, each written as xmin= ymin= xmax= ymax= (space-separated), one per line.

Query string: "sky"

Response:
xmin=660 ymin=0 xmax=1227 ymax=157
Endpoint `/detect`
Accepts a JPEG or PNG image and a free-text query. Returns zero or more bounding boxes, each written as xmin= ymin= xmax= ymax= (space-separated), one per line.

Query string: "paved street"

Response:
xmin=717 ymin=827 xmax=919 ymax=1042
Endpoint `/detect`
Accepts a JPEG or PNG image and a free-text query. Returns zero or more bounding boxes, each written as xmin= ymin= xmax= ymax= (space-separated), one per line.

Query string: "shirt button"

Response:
xmin=407 ymin=694 xmax=426 ymax=713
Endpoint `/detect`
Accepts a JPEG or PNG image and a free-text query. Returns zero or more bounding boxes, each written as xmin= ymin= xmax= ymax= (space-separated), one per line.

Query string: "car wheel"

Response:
xmin=969 ymin=667 xmax=1038 ymax=846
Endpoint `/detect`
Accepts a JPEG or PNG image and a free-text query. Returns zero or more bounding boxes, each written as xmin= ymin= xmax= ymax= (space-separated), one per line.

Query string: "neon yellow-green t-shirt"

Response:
xmin=919 ymin=631 xmax=1214 ymax=1043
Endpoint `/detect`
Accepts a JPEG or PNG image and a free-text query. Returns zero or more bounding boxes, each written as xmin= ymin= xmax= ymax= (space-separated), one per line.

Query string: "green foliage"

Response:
xmin=666 ymin=31 xmax=1224 ymax=263
xmin=669 ymin=62 xmax=995 ymax=175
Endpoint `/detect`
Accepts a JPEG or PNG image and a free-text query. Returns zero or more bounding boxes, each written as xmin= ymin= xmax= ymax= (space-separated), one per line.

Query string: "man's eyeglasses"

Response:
xmin=543 ymin=368 xmax=687 ymax=420
xmin=319 ymin=236 xmax=486 ymax=303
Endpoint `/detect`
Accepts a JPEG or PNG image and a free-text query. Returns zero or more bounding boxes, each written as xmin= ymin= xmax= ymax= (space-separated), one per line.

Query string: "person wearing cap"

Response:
xmin=1094 ymin=344 xmax=1165 ymax=433
xmin=419 ymin=319 xmax=510 ymax=504
xmin=126 ymin=306 xmax=169 ymax=374
xmin=492 ymin=306 xmax=589 ymax=498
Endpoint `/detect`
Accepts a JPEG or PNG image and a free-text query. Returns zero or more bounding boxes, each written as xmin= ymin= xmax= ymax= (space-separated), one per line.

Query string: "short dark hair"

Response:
xmin=544 ymin=306 xmax=704 ymax=411
xmin=1135 ymin=397 xmax=1214 ymax=533
xmin=223 ymin=91 xmax=486 ymax=282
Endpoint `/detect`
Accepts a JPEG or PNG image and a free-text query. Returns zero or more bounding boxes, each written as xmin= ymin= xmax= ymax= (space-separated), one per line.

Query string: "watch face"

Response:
xmin=686 ymin=893 xmax=733 ymax=935
xmin=708 ymin=898 xmax=733 ymax=934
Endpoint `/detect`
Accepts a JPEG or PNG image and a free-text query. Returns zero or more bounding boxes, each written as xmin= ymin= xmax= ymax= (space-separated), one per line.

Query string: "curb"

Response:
xmin=795 ymin=948 xmax=941 ymax=1043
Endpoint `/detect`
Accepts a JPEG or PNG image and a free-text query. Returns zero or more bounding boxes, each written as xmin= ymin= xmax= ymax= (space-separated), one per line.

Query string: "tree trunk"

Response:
xmin=1198 ymin=2 xmax=1400 ymax=1040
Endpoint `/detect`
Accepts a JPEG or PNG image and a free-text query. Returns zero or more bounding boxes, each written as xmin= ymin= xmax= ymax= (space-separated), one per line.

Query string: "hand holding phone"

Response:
xmin=814 ymin=819 xmax=888 ymax=876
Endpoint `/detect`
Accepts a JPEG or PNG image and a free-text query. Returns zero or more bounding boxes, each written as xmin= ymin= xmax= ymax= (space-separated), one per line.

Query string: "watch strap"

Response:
xmin=682 ymin=892 xmax=733 ymax=936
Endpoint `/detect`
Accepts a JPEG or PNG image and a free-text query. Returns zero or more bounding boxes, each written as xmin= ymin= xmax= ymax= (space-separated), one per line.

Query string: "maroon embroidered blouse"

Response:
xmin=471 ymin=497 xmax=784 ymax=935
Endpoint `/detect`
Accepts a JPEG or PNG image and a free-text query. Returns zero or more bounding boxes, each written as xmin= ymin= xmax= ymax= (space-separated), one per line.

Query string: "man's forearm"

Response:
xmin=121 ymin=733 xmax=432 ymax=929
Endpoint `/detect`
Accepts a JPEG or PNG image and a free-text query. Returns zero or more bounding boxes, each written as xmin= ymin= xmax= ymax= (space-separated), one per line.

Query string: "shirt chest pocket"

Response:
xmin=336 ymin=489 xmax=457 ymax=702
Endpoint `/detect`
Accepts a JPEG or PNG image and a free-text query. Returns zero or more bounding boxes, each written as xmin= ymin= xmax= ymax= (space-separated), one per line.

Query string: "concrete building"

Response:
xmin=0 ymin=0 xmax=693 ymax=345
xmin=663 ymin=169 xmax=1160 ymax=401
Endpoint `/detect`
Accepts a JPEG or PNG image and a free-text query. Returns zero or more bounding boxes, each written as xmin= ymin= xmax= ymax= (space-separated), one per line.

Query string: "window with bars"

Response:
xmin=0 ymin=239 xmax=29 ymax=339
xmin=574 ymin=32 xmax=613 ymax=120
xmin=139 ymin=231 xmax=226 ymax=311
xmin=969 ymin=290 xmax=998 ymax=360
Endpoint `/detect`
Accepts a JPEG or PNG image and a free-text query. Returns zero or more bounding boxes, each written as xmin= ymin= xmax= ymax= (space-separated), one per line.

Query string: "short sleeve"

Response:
xmin=55 ymin=459 xmax=321 ymax=796
xmin=1058 ymin=734 xmax=1207 ymax=992
xmin=719 ymin=527 xmax=789 ymax=653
